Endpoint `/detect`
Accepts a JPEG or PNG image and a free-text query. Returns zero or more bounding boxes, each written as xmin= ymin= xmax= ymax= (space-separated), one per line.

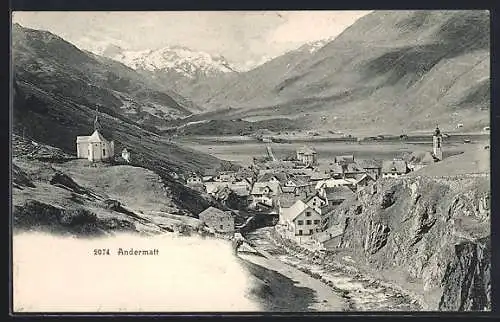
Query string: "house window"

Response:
xmin=314 ymin=220 xmax=320 ymax=224
xmin=220 ymin=225 xmax=224 ymax=230
xmin=306 ymin=220 xmax=311 ymax=225
xmin=309 ymin=229 xmax=313 ymax=235
xmin=298 ymin=230 xmax=303 ymax=236
xmin=306 ymin=212 xmax=311 ymax=217
xmin=103 ymin=148 xmax=106 ymax=156
xmin=313 ymin=201 xmax=316 ymax=206
xmin=298 ymin=220 xmax=304 ymax=225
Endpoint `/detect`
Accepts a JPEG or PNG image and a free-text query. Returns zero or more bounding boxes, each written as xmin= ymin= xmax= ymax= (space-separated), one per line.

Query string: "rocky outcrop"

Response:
xmin=328 ymin=175 xmax=490 ymax=310
xmin=12 ymin=164 xmax=36 ymax=189
xmin=13 ymin=199 xmax=136 ymax=237
xmin=439 ymin=237 xmax=490 ymax=311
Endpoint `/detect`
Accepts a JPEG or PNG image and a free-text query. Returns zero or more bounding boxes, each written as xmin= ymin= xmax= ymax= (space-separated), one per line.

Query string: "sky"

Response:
xmin=12 ymin=11 xmax=371 ymax=70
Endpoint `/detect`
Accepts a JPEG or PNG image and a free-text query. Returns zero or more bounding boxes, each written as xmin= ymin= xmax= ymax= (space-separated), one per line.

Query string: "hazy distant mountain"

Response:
xmin=101 ymin=45 xmax=238 ymax=77
xmin=195 ymin=38 xmax=334 ymax=110
xmin=197 ymin=10 xmax=490 ymax=134
xmin=95 ymin=44 xmax=240 ymax=109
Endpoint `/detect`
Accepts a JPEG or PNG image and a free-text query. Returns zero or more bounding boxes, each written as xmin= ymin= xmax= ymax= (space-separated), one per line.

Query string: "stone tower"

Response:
xmin=433 ymin=125 xmax=443 ymax=161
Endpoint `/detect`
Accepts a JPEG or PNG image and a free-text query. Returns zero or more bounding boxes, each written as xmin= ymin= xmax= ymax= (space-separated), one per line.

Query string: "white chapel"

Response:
xmin=76 ymin=112 xmax=115 ymax=162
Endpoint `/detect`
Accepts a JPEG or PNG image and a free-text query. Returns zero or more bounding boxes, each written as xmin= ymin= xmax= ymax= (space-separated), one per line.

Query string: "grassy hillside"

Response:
xmin=199 ymin=11 xmax=490 ymax=135
xmin=407 ymin=144 xmax=490 ymax=177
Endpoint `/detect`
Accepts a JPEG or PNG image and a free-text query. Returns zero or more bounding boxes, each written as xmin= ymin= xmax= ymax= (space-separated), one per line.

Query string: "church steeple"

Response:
xmin=94 ymin=107 xmax=102 ymax=132
xmin=432 ymin=125 xmax=443 ymax=161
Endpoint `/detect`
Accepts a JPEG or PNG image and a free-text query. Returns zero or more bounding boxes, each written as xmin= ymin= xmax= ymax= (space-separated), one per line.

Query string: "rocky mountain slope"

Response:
xmin=12 ymin=23 xmax=201 ymax=128
xmin=323 ymin=148 xmax=490 ymax=310
xmin=197 ymin=10 xmax=490 ymax=134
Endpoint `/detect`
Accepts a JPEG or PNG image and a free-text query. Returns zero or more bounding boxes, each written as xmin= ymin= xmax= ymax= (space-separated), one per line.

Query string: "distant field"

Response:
xmin=174 ymin=137 xmax=487 ymax=166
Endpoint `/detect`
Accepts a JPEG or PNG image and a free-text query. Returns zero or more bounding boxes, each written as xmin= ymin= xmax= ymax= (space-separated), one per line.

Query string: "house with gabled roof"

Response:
xmin=281 ymin=200 xmax=322 ymax=243
xmin=198 ymin=207 xmax=235 ymax=234
xmin=356 ymin=159 xmax=382 ymax=179
xmin=250 ymin=181 xmax=281 ymax=207
xmin=382 ymin=160 xmax=410 ymax=178
xmin=296 ymin=146 xmax=318 ymax=166
xmin=186 ymin=172 xmax=203 ymax=185
xmin=315 ymin=178 xmax=356 ymax=191
xmin=354 ymin=173 xmax=376 ymax=188
xmin=284 ymin=176 xmax=311 ymax=188
xmin=305 ymin=192 xmax=328 ymax=212
xmin=310 ymin=170 xmax=331 ymax=182
xmin=256 ymin=172 xmax=288 ymax=184
xmin=328 ymin=163 xmax=344 ymax=178
xmin=277 ymin=194 xmax=298 ymax=225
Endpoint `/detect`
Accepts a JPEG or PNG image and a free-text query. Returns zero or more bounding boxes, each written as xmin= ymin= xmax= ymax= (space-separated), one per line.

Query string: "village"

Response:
xmin=75 ymin=113 xmax=448 ymax=249
xmin=177 ymin=127 xmax=448 ymax=249
xmin=74 ymin=113 xmax=450 ymax=250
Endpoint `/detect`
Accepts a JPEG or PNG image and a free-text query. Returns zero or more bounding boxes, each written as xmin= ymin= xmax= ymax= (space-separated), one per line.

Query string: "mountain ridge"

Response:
xmin=192 ymin=10 xmax=490 ymax=135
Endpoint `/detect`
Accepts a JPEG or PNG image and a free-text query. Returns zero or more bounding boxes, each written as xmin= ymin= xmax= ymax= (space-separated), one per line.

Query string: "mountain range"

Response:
xmin=185 ymin=10 xmax=490 ymax=135
xmin=96 ymin=39 xmax=332 ymax=109
xmin=12 ymin=10 xmax=491 ymax=143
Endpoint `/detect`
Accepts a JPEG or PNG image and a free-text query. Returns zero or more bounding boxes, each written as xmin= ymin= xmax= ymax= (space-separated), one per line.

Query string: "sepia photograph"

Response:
xmin=10 ymin=10 xmax=490 ymax=313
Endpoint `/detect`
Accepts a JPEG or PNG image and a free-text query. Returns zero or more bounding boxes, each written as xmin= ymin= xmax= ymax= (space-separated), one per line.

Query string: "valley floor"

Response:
xmin=243 ymin=227 xmax=422 ymax=311
xmin=239 ymin=247 xmax=347 ymax=311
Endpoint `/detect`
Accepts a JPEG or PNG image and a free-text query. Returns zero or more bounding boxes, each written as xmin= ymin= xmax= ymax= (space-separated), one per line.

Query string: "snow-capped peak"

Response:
xmin=302 ymin=38 xmax=333 ymax=54
xmin=99 ymin=45 xmax=238 ymax=78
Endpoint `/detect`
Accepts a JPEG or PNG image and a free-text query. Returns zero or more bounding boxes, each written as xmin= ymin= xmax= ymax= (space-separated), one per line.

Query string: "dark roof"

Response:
xmin=318 ymin=204 xmax=337 ymax=216
xmin=335 ymin=155 xmax=355 ymax=163
xmin=382 ymin=160 xmax=409 ymax=174
xmin=324 ymin=186 xmax=356 ymax=201
xmin=329 ymin=163 xmax=344 ymax=174
xmin=310 ymin=171 xmax=331 ymax=180
xmin=345 ymin=162 xmax=364 ymax=173
xmin=306 ymin=192 xmax=327 ymax=204
xmin=257 ymin=172 xmax=288 ymax=183
xmin=354 ymin=173 xmax=376 ymax=183
xmin=251 ymin=182 xmax=281 ymax=195
xmin=279 ymin=194 xmax=297 ymax=208
xmin=356 ymin=159 xmax=382 ymax=169
xmin=287 ymin=176 xmax=311 ymax=186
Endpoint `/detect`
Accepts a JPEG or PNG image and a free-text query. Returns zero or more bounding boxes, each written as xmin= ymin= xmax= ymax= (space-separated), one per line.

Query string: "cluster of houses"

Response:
xmin=187 ymin=126 xmax=445 ymax=245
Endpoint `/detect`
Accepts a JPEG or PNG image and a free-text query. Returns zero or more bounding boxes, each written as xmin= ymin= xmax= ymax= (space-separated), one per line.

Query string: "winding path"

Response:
xmin=239 ymin=247 xmax=347 ymax=311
